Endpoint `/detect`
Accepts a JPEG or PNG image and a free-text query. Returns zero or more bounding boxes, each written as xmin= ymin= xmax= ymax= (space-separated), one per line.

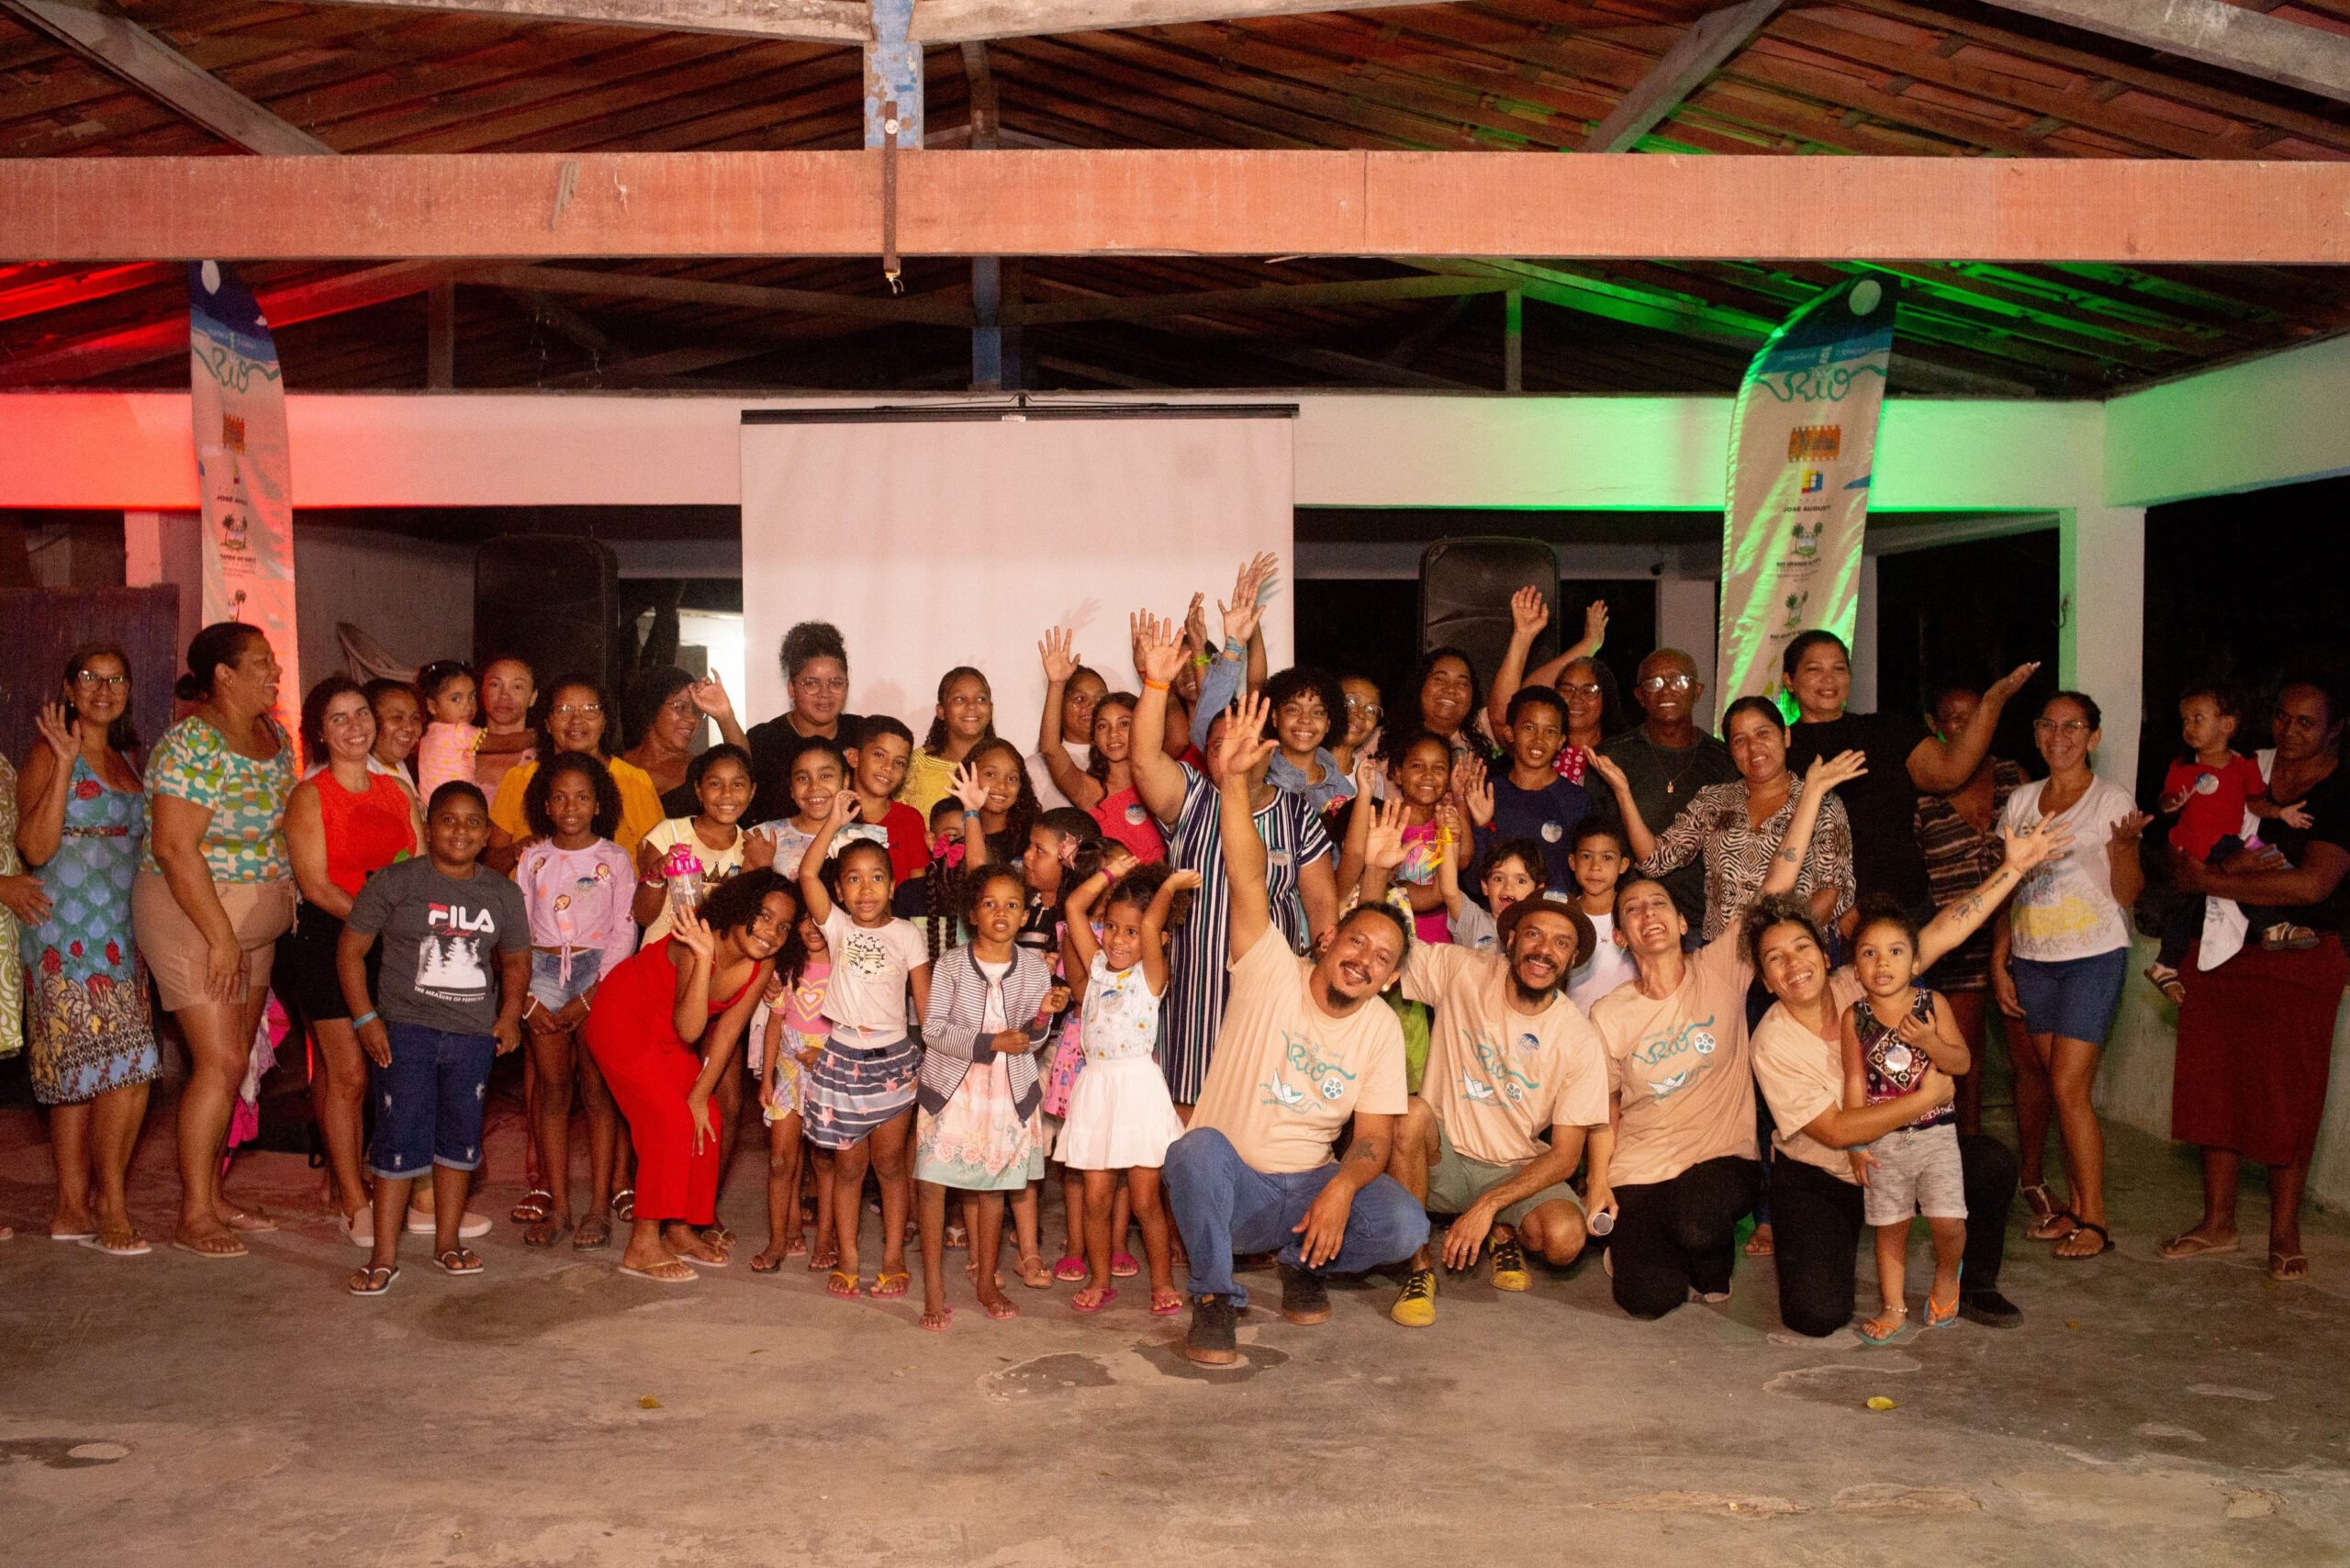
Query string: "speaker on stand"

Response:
xmin=1417 ymin=537 xmax=1560 ymax=693
xmin=472 ymin=534 xmax=625 ymax=700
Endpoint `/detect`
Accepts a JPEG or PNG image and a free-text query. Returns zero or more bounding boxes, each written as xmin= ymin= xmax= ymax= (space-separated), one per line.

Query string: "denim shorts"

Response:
xmin=366 ymin=1022 xmax=496 ymax=1180
xmin=2010 ymin=946 xmax=2130 ymax=1045
xmin=528 ymin=948 xmax=603 ymax=1014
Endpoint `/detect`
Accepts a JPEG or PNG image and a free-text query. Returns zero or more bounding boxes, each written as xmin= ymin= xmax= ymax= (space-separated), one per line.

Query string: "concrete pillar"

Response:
xmin=863 ymin=0 xmax=922 ymax=148
xmin=2060 ymin=505 xmax=2145 ymax=788
xmin=1656 ymin=574 xmax=1719 ymax=737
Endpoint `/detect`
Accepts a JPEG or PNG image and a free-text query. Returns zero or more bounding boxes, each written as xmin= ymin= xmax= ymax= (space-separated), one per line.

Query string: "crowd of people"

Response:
xmin=4 ymin=558 xmax=2344 ymax=1360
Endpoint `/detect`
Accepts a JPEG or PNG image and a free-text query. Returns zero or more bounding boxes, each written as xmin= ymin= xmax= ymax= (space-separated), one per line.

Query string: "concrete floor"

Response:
xmin=2 ymin=1087 xmax=2346 ymax=1568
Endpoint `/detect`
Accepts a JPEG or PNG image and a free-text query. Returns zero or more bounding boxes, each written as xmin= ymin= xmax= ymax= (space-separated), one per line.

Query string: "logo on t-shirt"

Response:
xmin=1260 ymin=1031 xmax=1357 ymax=1114
xmin=1633 ymin=1014 xmax=1720 ymax=1101
xmin=418 ymin=902 xmax=495 ymax=1000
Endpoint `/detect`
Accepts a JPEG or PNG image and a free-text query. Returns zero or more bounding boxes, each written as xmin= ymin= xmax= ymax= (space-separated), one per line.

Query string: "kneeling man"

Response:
xmin=1371 ymin=838 xmax=1614 ymax=1325
xmin=1166 ymin=697 xmax=1430 ymax=1367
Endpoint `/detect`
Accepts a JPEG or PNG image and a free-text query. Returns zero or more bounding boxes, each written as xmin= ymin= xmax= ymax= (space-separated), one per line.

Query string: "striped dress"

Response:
xmin=1158 ymin=766 xmax=1333 ymax=1103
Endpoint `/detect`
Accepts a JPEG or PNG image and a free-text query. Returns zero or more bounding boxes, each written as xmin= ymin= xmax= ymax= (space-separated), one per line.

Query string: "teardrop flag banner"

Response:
xmin=190 ymin=260 xmax=299 ymax=734
xmin=1715 ymin=275 xmax=1898 ymax=716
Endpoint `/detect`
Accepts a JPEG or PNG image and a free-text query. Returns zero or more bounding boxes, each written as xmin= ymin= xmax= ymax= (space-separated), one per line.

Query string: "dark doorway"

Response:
xmin=1874 ymin=528 xmax=2062 ymax=778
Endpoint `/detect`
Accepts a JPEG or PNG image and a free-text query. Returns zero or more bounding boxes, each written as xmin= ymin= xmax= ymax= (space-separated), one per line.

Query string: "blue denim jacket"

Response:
xmin=1192 ymin=655 xmax=1357 ymax=817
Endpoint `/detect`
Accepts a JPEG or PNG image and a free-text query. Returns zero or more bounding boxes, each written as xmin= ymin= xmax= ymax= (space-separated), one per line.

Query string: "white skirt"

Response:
xmin=1054 ymin=1055 xmax=1185 ymax=1171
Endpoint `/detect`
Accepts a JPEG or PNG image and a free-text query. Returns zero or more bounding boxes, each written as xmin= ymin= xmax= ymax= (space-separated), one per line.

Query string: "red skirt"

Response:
xmin=2172 ymin=936 xmax=2348 ymax=1168
xmin=583 ymin=942 xmax=720 ymax=1226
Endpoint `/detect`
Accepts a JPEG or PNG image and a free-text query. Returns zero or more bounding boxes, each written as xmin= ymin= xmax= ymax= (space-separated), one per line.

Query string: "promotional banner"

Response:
xmin=1714 ymin=275 xmax=1898 ymax=712
xmin=190 ymin=260 xmax=298 ymax=732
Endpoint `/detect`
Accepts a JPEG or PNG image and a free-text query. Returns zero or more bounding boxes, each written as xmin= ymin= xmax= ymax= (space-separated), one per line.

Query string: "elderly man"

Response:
xmin=1164 ymin=694 xmax=1429 ymax=1368
xmin=1362 ymin=817 xmax=1616 ymax=1326
xmin=1597 ymin=648 xmax=1738 ymax=928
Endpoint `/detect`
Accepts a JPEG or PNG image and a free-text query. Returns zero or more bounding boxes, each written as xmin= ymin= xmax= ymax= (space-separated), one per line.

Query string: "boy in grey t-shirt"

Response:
xmin=339 ymin=781 xmax=528 ymax=1294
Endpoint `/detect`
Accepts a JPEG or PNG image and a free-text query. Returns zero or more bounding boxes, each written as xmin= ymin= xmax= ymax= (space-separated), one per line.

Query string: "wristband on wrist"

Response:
xmin=1222 ymin=636 xmax=1245 ymax=656
xmin=1191 ymin=652 xmax=1212 ymax=668
xmin=352 ymin=1010 xmax=378 ymax=1029
xmin=1143 ymin=678 xmax=1170 ymax=692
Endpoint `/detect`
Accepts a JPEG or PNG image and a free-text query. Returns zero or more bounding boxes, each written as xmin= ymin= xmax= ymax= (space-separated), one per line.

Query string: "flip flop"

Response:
xmin=80 ymin=1229 xmax=151 ymax=1258
xmin=808 ymin=1247 xmax=839 ymax=1272
xmin=2027 ymin=1207 xmax=2080 ymax=1243
xmin=825 ymin=1269 xmax=864 ymax=1299
xmin=679 ymin=1248 xmax=730 ymax=1269
xmin=2268 ymin=1250 xmax=2311 ymax=1282
xmin=523 ymin=1216 xmax=569 ymax=1249
xmin=2158 ymin=1232 xmax=2241 ymax=1261
xmin=620 ymin=1260 xmax=697 ymax=1283
xmin=348 ymin=1263 xmax=399 ymax=1296
xmin=983 ymin=1295 xmax=1018 ymax=1321
xmin=1858 ymin=1309 xmax=1909 ymax=1345
xmin=1110 ymin=1251 xmax=1140 ymax=1278
xmin=221 ymin=1209 xmax=277 ymax=1234
xmin=573 ymin=1214 xmax=612 ymax=1250
xmin=869 ymin=1269 xmax=911 ymax=1299
xmin=749 ymin=1248 xmax=789 ymax=1273
xmin=1071 ymin=1286 xmax=1118 ymax=1314
xmin=510 ymin=1188 xmax=554 ymax=1225
xmin=1016 ymin=1255 xmax=1056 ymax=1290
xmin=1052 ymin=1254 xmax=1088 ymax=1282
xmin=1149 ymin=1288 xmax=1184 ymax=1316
xmin=434 ymin=1248 xmax=485 ymax=1275
xmin=49 ymin=1229 xmax=96 ymax=1243
xmin=2055 ymin=1220 xmax=2112 ymax=1259
xmin=171 ymin=1234 xmax=248 ymax=1261
xmin=922 ymin=1305 xmax=955 ymax=1331
xmin=610 ymin=1189 xmax=635 ymax=1223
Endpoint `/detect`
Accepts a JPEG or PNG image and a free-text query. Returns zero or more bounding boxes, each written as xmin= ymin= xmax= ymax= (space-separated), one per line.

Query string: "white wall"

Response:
xmin=2105 ymin=333 xmax=2350 ymax=507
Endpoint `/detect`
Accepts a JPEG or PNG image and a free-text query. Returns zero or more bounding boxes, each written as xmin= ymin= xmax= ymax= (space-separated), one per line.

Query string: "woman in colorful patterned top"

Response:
xmin=134 ymin=622 xmax=299 ymax=1260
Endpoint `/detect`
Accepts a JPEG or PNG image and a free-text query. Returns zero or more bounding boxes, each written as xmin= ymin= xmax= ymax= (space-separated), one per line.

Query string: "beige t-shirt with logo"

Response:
xmin=1403 ymin=943 xmax=1609 ymax=1168
xmin=1589 ymin=925 xmax=1757 ymax=1187
xmin=1751 ymin=969 xmax=1865 ymax=1183
xmin=1191 ymin=925 xmax=1408 ymax=1175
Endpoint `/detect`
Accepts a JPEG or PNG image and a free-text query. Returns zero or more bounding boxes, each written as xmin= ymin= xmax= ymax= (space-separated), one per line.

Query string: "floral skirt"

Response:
xmin=914 ymin=1055 xmax=1043 ymax=1192
xmin=28 ymin=953 xmax=158 ymax=1105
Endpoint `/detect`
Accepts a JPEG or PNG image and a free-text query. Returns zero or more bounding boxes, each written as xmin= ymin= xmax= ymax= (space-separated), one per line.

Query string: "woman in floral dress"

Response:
xmin=16 ymin=645 xmax=159 ymax=1255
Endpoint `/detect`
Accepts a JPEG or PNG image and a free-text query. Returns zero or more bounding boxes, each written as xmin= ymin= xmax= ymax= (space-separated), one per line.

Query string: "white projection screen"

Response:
xmin=741 ymin=407 xmax=1296 ymax=742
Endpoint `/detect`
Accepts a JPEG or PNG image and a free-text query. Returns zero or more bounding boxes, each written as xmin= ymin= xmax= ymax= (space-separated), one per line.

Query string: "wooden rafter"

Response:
xmin=1582 ymin=0 xmax=1783 ymax=152
xmin=1979 ymin=0 xmax=2350 ymax=106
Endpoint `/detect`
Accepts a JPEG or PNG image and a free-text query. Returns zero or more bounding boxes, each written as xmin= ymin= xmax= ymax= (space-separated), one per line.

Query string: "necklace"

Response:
xmin=1651 ymin=736 xmax=1706 ymax=797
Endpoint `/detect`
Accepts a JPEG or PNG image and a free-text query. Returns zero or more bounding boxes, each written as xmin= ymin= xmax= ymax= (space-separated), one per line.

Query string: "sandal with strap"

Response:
xmin=2144 ymin=963 xmax=2187 ymax=1004
xmin=610 ymin=1188 xmax=635 ymax=1223
xmin=2028 ymin=1206 xmax=2080 ymax=1243
xmin=348 ymin=1263 xmax=399 ymax=1296
xmin=2268 ymin=1250 xmax=2311 ymax=1282
xmin=1149 ymin=1287 xmax=1184 ymax=1316
xmin=826 ymin=1269 xmax=865 ymax=1299
xmin=2020 ymin=1182 xmax=2058 ymax=1227
xmin=2055 ymin=1220 xmax=2112 ymax=1259
xmin=869 ymin=1269 xmax=911 ymax=1299
xmin=523 ymin=1215 xmax=570 ymax=1249
xmin=1859 ymin=1306 xmax=1908 ymax=1345
xmin=435 ymin=1248 xmax=485 ymax=1275
xmin=1924 ymin=1263 xmax=1963 ymax=1329
xmin=510 ymin=1188 xmax=553 ymax=1225
xmin=573 ymin=1213 xmax=611 ymax=1250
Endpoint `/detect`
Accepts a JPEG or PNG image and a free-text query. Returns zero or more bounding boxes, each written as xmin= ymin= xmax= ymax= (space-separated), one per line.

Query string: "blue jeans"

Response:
xmin=366 ymin=1023 xmax=496 ymax=1181
xmin=1163 ymin=1127 xmax=1429 ymax=1309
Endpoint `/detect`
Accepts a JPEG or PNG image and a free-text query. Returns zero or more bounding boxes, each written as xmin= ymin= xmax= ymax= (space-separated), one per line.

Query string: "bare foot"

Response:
xmin=218 ymin=1205 xmax=277 ymax=1234
xmin=172 ymin=1222 xmax=247 ymax=1259
xmin=1744 ymin=1223 xmax=1774 ymax=1258
xmin=921 ymin=1303 xmax=954 ymax=1330
xmin=664 ymin=1224 xmax=727 ymax=1264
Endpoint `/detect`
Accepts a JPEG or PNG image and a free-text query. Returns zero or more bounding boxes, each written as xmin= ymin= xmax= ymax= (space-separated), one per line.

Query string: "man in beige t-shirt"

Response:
xmin=1165 ymin=687 xmax=1427 ymax=1368
xmin=1382 ymin=893 xmax=1614 ymax=1327
xmin=1588 ymin=875 xmax=1767 ymax=1319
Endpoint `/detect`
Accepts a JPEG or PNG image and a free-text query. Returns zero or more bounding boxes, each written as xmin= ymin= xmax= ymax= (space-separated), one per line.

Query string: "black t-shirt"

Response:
xmin=1595 ymin=728 xmax=1740 ymax=927
xmin=1788 ymin=711 xmax=1931 ymax=911
xmin=2261 ymin=763 xmax=2350 ymax=931
xmin=743 ymin=711 xmax=866 ymax=826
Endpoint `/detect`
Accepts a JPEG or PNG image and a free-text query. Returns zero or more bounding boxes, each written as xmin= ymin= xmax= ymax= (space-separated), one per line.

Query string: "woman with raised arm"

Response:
xmin=1746 ymin=764 xmax=2066 ymax=1335
xmin=1127 ymin=597 xmax=1337 ymax=1108
xmin=1589 ymin=695 xmax=1855 ymax=943
xmin=16 ymin=645 xmax=158 ymax=1255
xmin=134 ymin=622 xmax=299 ymax=1260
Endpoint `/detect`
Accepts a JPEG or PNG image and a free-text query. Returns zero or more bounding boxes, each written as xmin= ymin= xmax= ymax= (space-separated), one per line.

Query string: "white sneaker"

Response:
xmin=406 ymin=1209 xmax=492 ymax=1238
xmin=344 ymin=1209 xmax=374 ymax=1248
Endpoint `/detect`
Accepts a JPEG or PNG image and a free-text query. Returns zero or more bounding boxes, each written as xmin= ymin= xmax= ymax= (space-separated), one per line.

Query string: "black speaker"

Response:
xmin=1417 ymin=537 xmax=1558 ymax=688
xmin=473 ymin=535 xmax=623 ymax=697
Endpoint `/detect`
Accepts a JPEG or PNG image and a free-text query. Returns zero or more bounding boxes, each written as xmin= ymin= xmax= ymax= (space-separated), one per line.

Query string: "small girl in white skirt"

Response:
xmin=1057 ymin=861 xmax=1198 ymax=1315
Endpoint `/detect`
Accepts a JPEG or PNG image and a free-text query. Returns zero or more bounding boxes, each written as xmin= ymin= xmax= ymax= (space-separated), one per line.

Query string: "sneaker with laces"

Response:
xmin=1278 ymin=1263 xmax=1332 ymax=1325
xmin=1391 ymin=1267 xmax=1438 ymax=1327
xmin=1184 ymin=1294 xmax=1239 ymax=1365
xmin=1489 ymin=1235 xmax=1530 ymax=1292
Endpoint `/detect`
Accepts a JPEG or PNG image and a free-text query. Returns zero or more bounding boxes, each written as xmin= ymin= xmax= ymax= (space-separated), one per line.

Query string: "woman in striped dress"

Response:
xmin=1127 ymin=605 xmax=1336 ymax=1105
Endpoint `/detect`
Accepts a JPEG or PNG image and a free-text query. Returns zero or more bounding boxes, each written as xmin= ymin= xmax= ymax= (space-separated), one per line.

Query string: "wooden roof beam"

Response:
xmin=0 ymin=0 xmax=335 ymax=154
xmin=1582 ymin=0 xmax=1782 ymax=152
xmin=1979 ymin=0 xmax=2350 ymax=105
xmin=10 ymin=151 xmax=2350 ymax=263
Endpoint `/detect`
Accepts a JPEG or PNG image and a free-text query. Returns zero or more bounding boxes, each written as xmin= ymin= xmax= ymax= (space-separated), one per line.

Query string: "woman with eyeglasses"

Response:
xmin=2161 ymin=678 xmax=2350 ymax=1282
xmin=743 ymin=622 xmax=865 ymax=829
xmin=1330 ymin=678 xmax=1383 ymax=779
xmin=486 ymin=675 xmax=666 ymax=870
xmin=15 ymin=644 xmax=159 ymax=1254
xmin=1988 ymin=690 xmax=2150 ymax=1261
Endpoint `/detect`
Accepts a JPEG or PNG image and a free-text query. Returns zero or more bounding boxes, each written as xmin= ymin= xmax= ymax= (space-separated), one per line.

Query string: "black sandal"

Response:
xmin=2056 ymin=1220 xmax=2112 ymax=1258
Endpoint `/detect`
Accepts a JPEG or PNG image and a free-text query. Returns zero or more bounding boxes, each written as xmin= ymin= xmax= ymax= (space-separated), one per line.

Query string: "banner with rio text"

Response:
xmin=190 ymin=260 xmax=298 ymax=734
xmin=1715 ymin=275 xmax=1898 ymax=714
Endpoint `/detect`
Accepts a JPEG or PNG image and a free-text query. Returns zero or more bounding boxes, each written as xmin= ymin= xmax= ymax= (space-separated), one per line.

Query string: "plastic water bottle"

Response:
xmin=661 ymin=843 xmax=705 ymax=920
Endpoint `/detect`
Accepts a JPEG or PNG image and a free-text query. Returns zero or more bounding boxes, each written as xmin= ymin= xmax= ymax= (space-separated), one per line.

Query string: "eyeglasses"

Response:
xmin=1559 ymin=681 xmax=1603 ymax=699
xmin=2032 ymin=718 xmax=2089 ymax=735
xmin=72 ymin=672 xmax=129 ymax=690
xmin=552 ymin=702 xmax=603 ymax=719
xmin=1639 ymin=674 xmax=1695 ymax=692
xmin=1345 ymin=698 xmax=1382 ymax=717
xmin=1280 ymin=703 xmax=1329 ymax=722
xmin=795 ymin=676 xmax=849 ymax=695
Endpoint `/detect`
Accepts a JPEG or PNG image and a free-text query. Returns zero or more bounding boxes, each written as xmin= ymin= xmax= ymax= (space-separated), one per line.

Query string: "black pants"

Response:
xmin=1610 ymin=1155 xmax=1762 ymax=1319
xmin=1770 ymin=1134 xmax=2020 ymax=1337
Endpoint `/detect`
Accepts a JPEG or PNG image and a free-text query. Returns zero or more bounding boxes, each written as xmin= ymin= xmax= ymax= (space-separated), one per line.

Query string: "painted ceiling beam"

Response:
xmin=315 ymin=0 xmax=1440 ymax=45
xmin=1978 ymin=0 xmax=2350 ymax=106
xmin=1582 ymin=0 xmax=1783 ymax=153
xmin=1 ymin=0 xmax=334 ymax=153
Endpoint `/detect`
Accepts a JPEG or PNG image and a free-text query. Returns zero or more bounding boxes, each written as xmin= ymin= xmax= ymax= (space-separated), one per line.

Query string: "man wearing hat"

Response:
xmin=1381 ymin=891 xmax=1617 ymax=1327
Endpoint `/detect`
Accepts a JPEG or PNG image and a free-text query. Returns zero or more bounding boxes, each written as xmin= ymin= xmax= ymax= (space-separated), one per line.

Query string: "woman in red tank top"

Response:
xmin=285 ymin=677 xmax=423 ymax=1240
xmin=585 ymin=867 xmax=803 ymax=1282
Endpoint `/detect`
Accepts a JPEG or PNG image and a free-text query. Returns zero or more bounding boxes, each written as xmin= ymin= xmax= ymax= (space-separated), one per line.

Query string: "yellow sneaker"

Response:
xmin=1490 ymin=1234 xmax=1531 ymax=1293
xmin=1390 ymin=1266 xmax=1438 ymax=1327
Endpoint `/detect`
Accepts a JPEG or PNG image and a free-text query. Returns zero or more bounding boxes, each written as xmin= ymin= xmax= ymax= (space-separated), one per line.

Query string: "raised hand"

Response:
xmin=33 ymin=700 xmax=78 ymax=764
xmin=1455 ymin=755 xmax=1494 ymax=828
xmin=1039 ymin=626 xmax=1080 ymax=685
xmin=1998 ymin=816 xmax=2073 ymax=875
xmin=1580 ymin=599 xmax=1608 ymax=653
xmin=1804 ymin=748 xmax=1869 ymax=793
xmin=672 ymin=910 xmax=717 ymax=962
xmin=1362 ymin=793 xmax=1409 ymax=872
xmin=1134 ymin=610 xmax=1188 ymax=687
xmin=1101 ymin=843 xmax=1139 ymax=882
xmin=1217 ymin=689 xmax=1280 ymax=781
xmin=827 ymin=788 xmax=862 ymax=830
xmin=688 ymin=673 xmax=737 ymax=724
xmin=1182 ymin=593 xmax=1210 ymax=654
xmin=2111 ymin=811 xmax=2154 ymax=846
xmin=1507 ymin=585 xmax=1549 ymax=639
xmin=948 ymin=759 xmax=991 ymax=815
xmin=1987 ymin=661 xmax=2042 ymax=704
xmin=1218 ymin=573 xmax=1266 ymax=646
xmin=1165 ymin=867 xmax=1203 ymax=893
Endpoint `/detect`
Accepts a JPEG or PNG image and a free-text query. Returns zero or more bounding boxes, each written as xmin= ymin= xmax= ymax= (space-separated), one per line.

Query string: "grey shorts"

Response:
xmin=1426 ymin=1123 xmax=1583 ymax=1231
xmin=1862 ymin=1122 xmax=1967 ymax=1226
